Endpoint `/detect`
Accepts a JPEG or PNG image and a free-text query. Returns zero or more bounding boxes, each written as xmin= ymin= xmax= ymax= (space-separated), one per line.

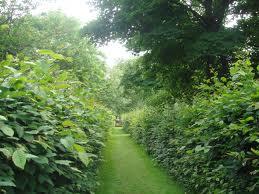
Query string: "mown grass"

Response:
xmin=96 ymin=127 xmax=184 ymax=194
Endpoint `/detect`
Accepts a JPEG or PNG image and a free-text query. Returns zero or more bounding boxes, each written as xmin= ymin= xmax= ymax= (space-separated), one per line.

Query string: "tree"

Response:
xmin=97 ymin=60 xmax=137 ymax=115
xmin=0 ymin=0 xmax=42 ymax=59
xmin=84 ymin=0 xmax=256 ymax=95
xmin=0 ymin=11 xmax=106 ymax=95
xmin=236 ymin=0 xmax=259 ymax=76
xmin=0 ymin=0 xmax=40 ymax=25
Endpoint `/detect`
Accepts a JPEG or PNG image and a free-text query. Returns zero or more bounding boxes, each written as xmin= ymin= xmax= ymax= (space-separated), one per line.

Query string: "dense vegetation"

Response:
xmin=86 ymin=0 xmax=259 ymax=96
xmin=86 ymin=0 xmax=259 ymax=193
xmin=123 ymin=60 xmax=259 ymax=193
xmin=0 ymin=0 xmax=259 ymax=193
xmin=0 ymin=1 xmax=113 ymax=193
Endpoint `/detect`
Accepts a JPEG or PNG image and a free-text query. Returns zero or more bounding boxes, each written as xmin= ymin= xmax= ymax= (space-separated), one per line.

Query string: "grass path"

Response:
xmin=96 ymin=127 xmax=185 ymax=194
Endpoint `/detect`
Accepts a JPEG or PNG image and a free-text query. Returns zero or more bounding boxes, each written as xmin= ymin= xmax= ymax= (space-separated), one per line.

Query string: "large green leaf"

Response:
xmin=38 ymin=50 xmax=65 ymax=60
xmin=0 ymin=181 xmax=16 ymax=187
xmin=73 ymin=144 xmax=85 ymax=152
xmin=0 ymin=177 xmax=16 ymax=187
xmin=55 ymin=160 xmax=73 ymax=166
xmin=15 ymin=125 xmax=24 ymax=138
xmin=0 ymin=124 xmax=14 ymax=137
xmin=12 ymin=149 xmax=27 ymax=169
xmin=32 ymin=156 xmax=49 ymax=164
xmin=0 ymin=148 xmax=12 ymax=159
xmin=60 ymin=136 xmax=74 ymax=149
xmin=62 ymin=120 xmax=75 ymax=127
xmin=0 ymin=115 xmax=7 ymax=121
xmin=78 ymin=152 xmax=90 ymax=167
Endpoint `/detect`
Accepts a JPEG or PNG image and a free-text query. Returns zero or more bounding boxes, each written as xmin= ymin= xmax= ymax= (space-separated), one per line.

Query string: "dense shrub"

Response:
xmin=0 ymin=55 xmax=113 ymax=193
xmin=123 ymin=60 xmax=259 ymax=193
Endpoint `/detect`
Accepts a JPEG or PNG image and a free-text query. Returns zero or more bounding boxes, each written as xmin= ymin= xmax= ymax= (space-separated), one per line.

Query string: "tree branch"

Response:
xmin=168 ymin=0 xmax=207 ymax=28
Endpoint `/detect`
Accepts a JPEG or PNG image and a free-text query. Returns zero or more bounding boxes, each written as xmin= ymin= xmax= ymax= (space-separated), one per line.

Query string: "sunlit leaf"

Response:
xmin=0 ymin=124 xmax=14 ymax=137
xmin=12 ymin=149 xmax=27 ymax=169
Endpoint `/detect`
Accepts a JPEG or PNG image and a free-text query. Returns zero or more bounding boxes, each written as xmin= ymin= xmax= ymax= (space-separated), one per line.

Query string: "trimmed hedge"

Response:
xmin=123 ymin=60 xmax=259 ymax=193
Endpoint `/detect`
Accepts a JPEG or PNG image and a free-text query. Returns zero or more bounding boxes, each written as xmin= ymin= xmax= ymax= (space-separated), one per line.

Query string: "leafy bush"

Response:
xmin=0 ymin=54 xmax=113 ymax=194
xmin=123 ymin=60 xmax=259 ymax=193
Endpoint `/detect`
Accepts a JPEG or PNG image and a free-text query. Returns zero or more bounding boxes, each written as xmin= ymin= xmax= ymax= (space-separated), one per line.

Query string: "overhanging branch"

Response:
xmin=168 ymin=0 xmax=207 ymax=28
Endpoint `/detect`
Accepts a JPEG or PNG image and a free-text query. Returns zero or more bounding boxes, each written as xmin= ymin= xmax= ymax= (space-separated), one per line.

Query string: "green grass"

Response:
xmin=96 ymin=127 xmax=185 ymax=194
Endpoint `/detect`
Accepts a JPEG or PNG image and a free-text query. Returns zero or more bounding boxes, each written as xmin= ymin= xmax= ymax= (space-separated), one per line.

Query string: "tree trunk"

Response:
xmin=203 ymin=0 xmax=233 ymax=78
xmin=206 ymin=55 xmax=214 ymax=78
xmin=219 ymin=55 xmax=230 ymax=78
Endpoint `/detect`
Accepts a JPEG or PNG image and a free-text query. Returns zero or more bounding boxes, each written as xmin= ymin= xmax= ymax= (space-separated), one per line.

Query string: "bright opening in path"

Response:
xmin=34 ymin=0 xmax=134 ymax=68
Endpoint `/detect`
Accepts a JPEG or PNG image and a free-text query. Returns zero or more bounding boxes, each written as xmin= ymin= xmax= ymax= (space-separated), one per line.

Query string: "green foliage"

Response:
xmin=0 ymin=0 xmax=39 ymax=25
xmin=84 ymin=0 xmax=257 ymax=93
xmin=1 ymin=11 xmax=106 ymax=93
xmin=236 ymin=0 xmax=259 ymax=75
xmin=97 ymin=61 xmax=129 ymax=115
xmin=123 ymin=60 xmax=259 ymax=193
xmin=0 ymin=0 xmax=42 ymax=60
xmin=0 ymin=54 xmax=113 ymax=194
xmin=99 ymin=59 xmax=159 ymax=115
xmin=1 ymin=1 xmax=258 ymax=194
xmin=0 ymin=13 xmax=112 ymax=192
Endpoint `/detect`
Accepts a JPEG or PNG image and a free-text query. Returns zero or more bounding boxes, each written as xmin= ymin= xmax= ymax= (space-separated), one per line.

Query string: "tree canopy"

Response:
xmin=84 ymin=0 xmax=258 ymax=95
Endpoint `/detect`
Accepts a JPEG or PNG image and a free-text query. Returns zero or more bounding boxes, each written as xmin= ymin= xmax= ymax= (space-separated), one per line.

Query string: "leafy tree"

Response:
xmin=0 ymin=0 xmax=42 ymax=59
xmin=84 ymin=0 xmax=257 ymax=95
xmin=0 ymin=11 xmax=107 ymax=97
xmin=25 ymin=12 xmax=106 ymax=93
xmin=236 ymin=0 xmax=259 ymax=76
xmin=0 ymin=0 xmax=40 ymax=25
xmin=123 ymin=60 xmax=259 ymax=193
xmin=98 ymin=61 xmax=135 ymax=115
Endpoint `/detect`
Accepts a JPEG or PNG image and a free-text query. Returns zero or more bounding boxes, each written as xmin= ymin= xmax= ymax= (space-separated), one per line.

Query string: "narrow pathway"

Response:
xmin=96 ymin=127 xmax=184 ymax=194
